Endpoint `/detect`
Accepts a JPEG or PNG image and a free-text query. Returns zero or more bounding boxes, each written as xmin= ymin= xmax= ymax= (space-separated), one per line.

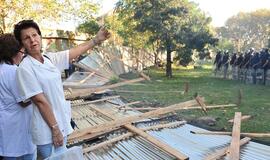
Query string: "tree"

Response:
xmin=216 ymin=9 xmax=270 ymax=52
xmin=0 ymin=0 xmax=98 ymax=33
xmin=77 ymin=19 xmax=100 ymax=36
xmin=100 ymin=5 xmax=153 ymax=69
xmin=116 ymin=0 xmax=216 ymax=77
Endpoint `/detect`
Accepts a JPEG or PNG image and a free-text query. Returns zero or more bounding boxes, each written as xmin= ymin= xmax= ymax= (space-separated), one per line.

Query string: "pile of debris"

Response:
xmin=64 ymin=51 xmax=270 ymax=160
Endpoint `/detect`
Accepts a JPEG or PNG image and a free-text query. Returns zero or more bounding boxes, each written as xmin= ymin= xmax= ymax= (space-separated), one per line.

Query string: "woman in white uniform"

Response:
xmin=0 ymin=34 xmax=36 ymax=160
xmin=14 ymin=20 xmax=110 ymax=159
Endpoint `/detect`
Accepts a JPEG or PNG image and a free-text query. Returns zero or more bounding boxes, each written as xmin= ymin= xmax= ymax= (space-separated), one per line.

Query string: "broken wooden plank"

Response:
xmin=72 ymin=96 xmax=120 ymax=107
xmin=237 ymin=89 xmax=243 ymax=106
xmin=115 ymin=90 xmax=183 ymax=94
xmin=121 ymin=104 xmax=237 ymax=111
xmin=142 ymin=121 xmax=187 ymax=131
xmin=66 ymin=77 xmax=146 ymax=99
xmin=83 ymin=121 xmax=186 ymax=153
xmin=125 ymin=124 xmax=188 ymax=159
xmin=117 ymin=101 xmax=141 ymax=109
xmin=191 ymin=131 xmax=270 ymax=138
xmin=68 ymin=98 xmax=199 ymax=142
xmin=228 ymin=115 xmax=251 ymax=123
xmin=184 ymin=82 xmax=189 ymax=94
xmin=73 ymin=62 xmax=112 ymax=79
xmin=88 ymin=106 xmax=188 ymax=160
xmin=228 ymin=112 xmax=242 ymax=160
xmin=204 ymin=137 xmax=251 ymax=160
xmin=79 ymin=72 xmax=96 ymax=84
xmin=195 ymin=96 xmax=207 ymax=113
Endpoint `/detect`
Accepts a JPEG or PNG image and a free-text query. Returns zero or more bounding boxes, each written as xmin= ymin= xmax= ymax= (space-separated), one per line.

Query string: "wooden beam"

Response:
xmin=68 ymin=98 xmax=199 ymax=142
xmin=191 ymin=131 xmax=270 ymax=138
xmin=228 ymin=115 xmax=251 ymax=123
xmin=121 ymin=104 xmax=237 ymax=111
xmin=79 ymin=72 xmax=96 ymax=84
xmin=237 ymin=89 xmax=243 ymax=106
xmin=87 ymin=106 xmax=188 ymax=160
xmin=204 ymin=137 xmax=251 ymax=160
xmin=115 ymin=90 xmax=183 ymax=94
xmin=228 ymin=112 xmax=242 ymax=160
xmin=195 ymin=96 xmax=207 ymax=113
xmin=83 ymin=121 xmax=186 ymax=153
xmin=68 ymin=127 xmax=121 ymax=144
xmin=125 ymin=124 xmax=188 ymax=159
xmin=73 ymin=62 xmax=111 ymax=79
xmin=184 ymin=82 xmax=189 ymax=94
xmin=66 ymin=78 xmax=146 ymax=99
xmin=117 ymin=101 xmax=141 ymax=109
xmin=72 ymin=96 xmax=120 ymax=107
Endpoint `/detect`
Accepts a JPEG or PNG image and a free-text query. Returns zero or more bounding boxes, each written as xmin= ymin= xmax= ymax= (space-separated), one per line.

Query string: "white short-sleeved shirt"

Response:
xmin=0 ymin=63 xmax=35 ymax=157
xmin=17 ymin=50 xmax=73 ymax=145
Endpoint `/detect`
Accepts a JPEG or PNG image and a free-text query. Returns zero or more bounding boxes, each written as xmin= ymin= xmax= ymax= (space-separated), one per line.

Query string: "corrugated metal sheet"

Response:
xmin=63 ymin=71 xmax=108 ymax=88
xmin=70 ymin=97 xmax=270 ymax=160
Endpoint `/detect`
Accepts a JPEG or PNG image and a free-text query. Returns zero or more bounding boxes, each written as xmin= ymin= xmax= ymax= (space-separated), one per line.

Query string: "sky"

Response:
xmin=99 ymin=0 xmax=270 ymax=27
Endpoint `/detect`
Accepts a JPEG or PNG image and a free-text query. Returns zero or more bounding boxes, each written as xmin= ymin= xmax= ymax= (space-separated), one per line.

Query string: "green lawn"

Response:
xmin=116 ymin=66 xmax=270 ymax=144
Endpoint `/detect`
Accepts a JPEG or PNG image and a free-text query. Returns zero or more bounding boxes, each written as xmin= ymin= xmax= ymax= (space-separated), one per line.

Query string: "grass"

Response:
xmin=116 ymin=65 xmax=270 ymax=144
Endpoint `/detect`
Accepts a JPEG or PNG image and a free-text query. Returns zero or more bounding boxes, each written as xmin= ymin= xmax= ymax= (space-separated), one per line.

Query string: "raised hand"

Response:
xmin=94 ymin=27 xmax=111 ymax=44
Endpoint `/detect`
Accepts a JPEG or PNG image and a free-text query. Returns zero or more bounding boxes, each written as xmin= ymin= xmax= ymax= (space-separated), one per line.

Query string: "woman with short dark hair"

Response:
xmin=0 ymin=33 xmax=36 ymax=160
xmin=14 ymin=20 xmax=110 ymax=159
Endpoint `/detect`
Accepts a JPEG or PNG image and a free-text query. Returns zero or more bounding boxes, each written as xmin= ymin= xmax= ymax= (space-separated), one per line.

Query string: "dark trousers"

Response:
xmin=263 ymin=69 xmax=268 ymax=85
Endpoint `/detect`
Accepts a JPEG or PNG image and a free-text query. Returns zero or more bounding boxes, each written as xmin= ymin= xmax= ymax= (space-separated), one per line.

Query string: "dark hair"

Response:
xmin=0 ymin=33 xmax=22 ymax=65
xmin=13 ymin=20 xmax=42 ymax=45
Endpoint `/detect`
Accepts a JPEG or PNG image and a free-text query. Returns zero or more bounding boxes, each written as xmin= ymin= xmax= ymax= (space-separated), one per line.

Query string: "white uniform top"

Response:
xmin=17 ymin=50 xmax=73 ymax=145
xmin=0 ymin=63 xmax=35 ymax=157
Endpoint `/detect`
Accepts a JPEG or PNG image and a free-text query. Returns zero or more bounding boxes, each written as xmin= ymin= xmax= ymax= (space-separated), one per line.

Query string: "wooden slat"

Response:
xmin=115 ymin=90 xmax=183 ymax=93
xmin=191 ymin=131 xmax=270 ymax=138
xmin=73 ymin=62 xmax=111 ymax=79
xmin=72 ymin=96 xmax=120 ymax=107
xmin=195 ymin=96 xmax=207 ymax=113
xmin=228 ymin=112 xmax=242 ymax=160
xmin=83 ymin=121 xmax=186 ymax=153
xmin=88 ymin=106 xmax=188 ymax=160
xmin=68 ymin=98 xmax=199 ymax=142
xmin=125 ymin=124 xmax=188 ymax=159
xmin=121 ymin=104 xmax=237 ymax=111
xmin=66 ymin=78 xmax=145 ymax=99
xmin=204 ymin=137 xmax=251 ymax=160
xmin=228 ymin=115 xmax=251 ymax=123
xmin=79 ymin=72 xmax=96 ymax=84
xmin=116 ymin=101 xmax=141 ymax=109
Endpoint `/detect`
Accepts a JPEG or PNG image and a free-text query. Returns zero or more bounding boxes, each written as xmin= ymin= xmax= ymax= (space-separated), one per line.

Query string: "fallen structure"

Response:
xmin=63 ymin=50 xmax=270 ymax=160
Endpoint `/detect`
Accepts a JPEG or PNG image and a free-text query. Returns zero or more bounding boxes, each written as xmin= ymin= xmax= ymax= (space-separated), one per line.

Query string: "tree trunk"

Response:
xmin=166 ymin=47 xmax=172 ymax=78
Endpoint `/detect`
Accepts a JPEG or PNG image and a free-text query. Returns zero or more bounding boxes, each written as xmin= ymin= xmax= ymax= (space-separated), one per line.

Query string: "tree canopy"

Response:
xmin=116 ymin=0 xmax=217 ymax=77
xmin=216 ymin=9 xmax=270 ymax=52
xmin=0 ymin=0 xmax=98 ymax=32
